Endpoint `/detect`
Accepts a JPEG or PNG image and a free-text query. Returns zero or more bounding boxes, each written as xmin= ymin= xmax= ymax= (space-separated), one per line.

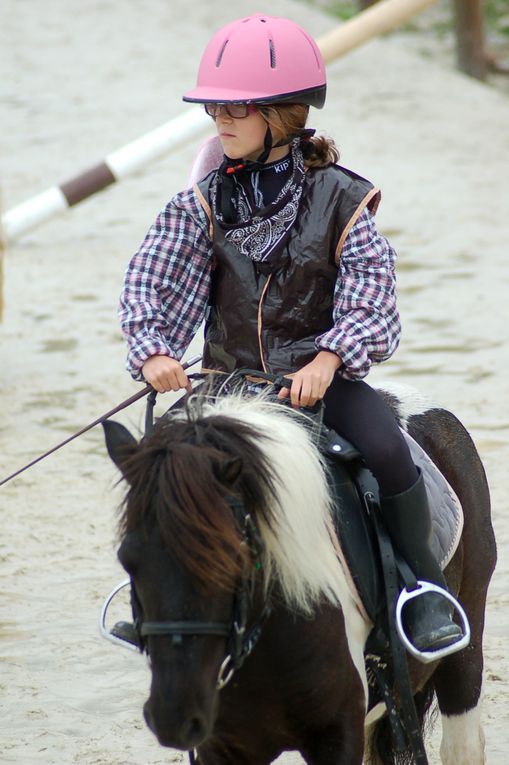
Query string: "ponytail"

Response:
xmin=301 ymin=134 xmax=339 ymax=168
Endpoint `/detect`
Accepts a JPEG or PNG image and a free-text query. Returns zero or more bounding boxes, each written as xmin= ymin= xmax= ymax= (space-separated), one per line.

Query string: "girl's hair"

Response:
xmin=259 ymin=103 xmax=339 ymax=168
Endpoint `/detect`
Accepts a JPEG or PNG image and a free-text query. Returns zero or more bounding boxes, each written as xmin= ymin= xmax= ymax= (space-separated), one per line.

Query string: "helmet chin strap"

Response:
xmin=258 ymin=125 xmax=316 ymax=160
xmin=255 ymin=125 xmax=274 ymax=164
xmin=256 ymin=124 xmax=309 ymax=161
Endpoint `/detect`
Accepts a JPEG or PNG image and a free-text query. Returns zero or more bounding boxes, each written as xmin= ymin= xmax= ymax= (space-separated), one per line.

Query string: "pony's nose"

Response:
xmin=143 ymin=700 xmax=208 ymax=749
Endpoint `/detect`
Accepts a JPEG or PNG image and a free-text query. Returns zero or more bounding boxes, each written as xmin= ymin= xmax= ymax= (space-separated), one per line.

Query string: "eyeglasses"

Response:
xmin=204 ymin=103 xmax=257 ymax=119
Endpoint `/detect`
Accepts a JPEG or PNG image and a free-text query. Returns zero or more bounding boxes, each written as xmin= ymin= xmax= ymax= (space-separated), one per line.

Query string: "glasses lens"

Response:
xmin=204 ymin=103 xmax=252 ymax=119
xmin=227 ymin=104 xmax=249 ymax=118
xmin=204 ymin=103 xmax=219 ymax=117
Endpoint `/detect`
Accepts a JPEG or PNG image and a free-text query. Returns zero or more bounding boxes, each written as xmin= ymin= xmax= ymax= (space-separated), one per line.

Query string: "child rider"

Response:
xmin=119 ymin=14 xmax=466 ymax=658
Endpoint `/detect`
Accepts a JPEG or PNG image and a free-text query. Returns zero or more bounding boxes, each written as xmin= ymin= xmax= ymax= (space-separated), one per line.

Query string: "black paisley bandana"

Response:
xmin=210 ymin=139 xmax=306 ymax=264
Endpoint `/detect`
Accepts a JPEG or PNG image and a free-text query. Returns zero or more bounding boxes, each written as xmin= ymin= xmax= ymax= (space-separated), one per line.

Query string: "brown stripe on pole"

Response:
xmin=60 ymin=162 xmax=117 ymax=207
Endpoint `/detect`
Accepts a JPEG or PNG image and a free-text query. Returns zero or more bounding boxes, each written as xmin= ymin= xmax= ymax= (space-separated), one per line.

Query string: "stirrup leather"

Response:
xmin=395 ymin=581 xmax=471 ymax=663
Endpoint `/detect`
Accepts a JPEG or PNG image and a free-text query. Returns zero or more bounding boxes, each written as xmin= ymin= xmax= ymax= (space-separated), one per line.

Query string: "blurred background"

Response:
xmin=1 ymin=2 xmax=508 ymax=763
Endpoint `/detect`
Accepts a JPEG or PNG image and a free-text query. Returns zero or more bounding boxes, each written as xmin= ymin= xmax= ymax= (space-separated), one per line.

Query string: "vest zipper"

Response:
xmin=257 ymin=274 xmax=272 ymax=373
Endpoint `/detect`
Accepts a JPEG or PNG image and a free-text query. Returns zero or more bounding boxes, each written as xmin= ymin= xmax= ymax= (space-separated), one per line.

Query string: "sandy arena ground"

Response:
xmin=1 ymin=1 xmax=508 ymax=763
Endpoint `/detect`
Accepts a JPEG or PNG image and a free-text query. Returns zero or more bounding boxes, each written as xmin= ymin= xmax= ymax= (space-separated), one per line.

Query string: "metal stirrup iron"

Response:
xmin=395 ymin=582 xmax=471 ymax=663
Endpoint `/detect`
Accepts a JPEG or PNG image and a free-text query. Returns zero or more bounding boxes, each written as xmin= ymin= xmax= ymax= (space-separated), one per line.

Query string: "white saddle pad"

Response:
xmin=404 ymin=430 xmax=464 ymax=570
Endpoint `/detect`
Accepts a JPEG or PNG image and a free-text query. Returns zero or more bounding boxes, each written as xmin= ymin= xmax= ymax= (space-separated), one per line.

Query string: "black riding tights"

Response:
xmin=323 ymin=375 xmax=418 ymax=497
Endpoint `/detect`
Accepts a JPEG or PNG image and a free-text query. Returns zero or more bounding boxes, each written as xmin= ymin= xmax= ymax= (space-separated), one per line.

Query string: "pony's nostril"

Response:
xmin=144 ymin=698 xmax=209 ymax=749
xmin=182 ymin=715 xmax=207 ymax=748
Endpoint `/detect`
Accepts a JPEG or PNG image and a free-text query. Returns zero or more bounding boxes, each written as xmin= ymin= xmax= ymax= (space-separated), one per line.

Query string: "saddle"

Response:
xmin=321 ymin=426 xmax=463 ymax=626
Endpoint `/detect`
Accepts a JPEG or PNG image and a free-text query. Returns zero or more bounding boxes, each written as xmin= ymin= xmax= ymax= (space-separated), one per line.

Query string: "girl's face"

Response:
xmin=213 ymin=106 xmax=276 ymax=161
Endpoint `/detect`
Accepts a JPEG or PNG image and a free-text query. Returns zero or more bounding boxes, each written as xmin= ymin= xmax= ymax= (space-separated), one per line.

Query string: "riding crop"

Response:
xmin=0 ymin=354 xmax=202 ymax=487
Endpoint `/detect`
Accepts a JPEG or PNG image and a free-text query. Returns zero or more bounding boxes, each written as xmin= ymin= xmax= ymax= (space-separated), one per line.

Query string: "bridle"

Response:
xmin=101 ymin=503 xmax=272 ymax=691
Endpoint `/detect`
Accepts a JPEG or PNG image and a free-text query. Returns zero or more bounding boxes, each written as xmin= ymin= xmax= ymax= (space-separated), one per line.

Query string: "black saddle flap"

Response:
xmin=324 ymin=450 xmax=383 ymax=622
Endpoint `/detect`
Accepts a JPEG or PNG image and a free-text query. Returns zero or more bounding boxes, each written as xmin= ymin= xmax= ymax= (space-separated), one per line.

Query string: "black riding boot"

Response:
xmin=380 ymin=471 xmax=464 ymax=653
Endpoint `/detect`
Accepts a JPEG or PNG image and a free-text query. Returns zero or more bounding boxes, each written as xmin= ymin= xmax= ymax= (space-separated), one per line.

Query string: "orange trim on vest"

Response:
xmin=193 ymin=183 xmax=214 ymax=240
xmin=334 ymin=187 xmax=381 ymax=266
xmin=257 ymin=274 xmax=273 ymax=374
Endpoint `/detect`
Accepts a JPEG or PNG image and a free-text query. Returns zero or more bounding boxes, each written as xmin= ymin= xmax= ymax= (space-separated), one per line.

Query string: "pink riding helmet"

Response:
xmin=183 ymin=14 xmax=326 ymax=109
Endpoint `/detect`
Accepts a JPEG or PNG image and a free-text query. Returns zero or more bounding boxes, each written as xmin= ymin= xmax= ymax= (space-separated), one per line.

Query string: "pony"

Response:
xmin=103 ymin=384 xmax=496 ymax=764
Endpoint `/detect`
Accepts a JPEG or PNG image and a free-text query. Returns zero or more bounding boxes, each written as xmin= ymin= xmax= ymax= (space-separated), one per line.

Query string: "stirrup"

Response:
xmin=395 ymin=581 xmax=471 ymax=663
xmin=99 ymin=578 xmax=140 ymax=651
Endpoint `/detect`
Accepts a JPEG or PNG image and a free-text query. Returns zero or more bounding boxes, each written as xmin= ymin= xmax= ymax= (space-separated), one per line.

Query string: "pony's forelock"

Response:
xmin=118 ymin=398 xmax=278 ymax=592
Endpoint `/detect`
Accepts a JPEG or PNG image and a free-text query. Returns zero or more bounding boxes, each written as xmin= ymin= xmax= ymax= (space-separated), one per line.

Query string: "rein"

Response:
xmin=0 ymin=354 xmax=202 ymax=487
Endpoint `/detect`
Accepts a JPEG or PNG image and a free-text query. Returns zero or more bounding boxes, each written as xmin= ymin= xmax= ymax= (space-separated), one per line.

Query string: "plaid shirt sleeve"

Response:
xmin=119 ymin=188 xmax=212 ymax=380
xmin=315 ymin=207 xmax=401 ymax=380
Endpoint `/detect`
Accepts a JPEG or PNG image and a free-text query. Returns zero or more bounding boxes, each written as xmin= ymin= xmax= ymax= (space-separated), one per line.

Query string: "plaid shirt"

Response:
xmin=119 ymin=186 xmax=400 ymax=381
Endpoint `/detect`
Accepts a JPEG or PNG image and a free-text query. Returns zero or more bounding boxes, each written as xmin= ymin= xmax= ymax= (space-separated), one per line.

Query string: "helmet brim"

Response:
xmin=183 ymin=84 xmax=326 ymax=110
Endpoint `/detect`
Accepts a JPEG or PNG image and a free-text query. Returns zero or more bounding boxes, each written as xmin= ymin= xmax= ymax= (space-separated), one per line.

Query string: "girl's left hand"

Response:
xmin=277 ymin=351 xmax=341 ymax=408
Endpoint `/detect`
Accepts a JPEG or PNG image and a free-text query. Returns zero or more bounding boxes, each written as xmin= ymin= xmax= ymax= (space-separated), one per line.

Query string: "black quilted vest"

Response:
xmin=196 ymin=164 xmax=380 ymax=376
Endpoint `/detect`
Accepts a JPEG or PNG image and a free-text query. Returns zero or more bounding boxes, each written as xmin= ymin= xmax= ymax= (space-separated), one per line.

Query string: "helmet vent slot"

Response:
xmin=269 ymin=39 xmax=276 ymax=69
xmin=216 ymin=39 xmax=229 ymax=67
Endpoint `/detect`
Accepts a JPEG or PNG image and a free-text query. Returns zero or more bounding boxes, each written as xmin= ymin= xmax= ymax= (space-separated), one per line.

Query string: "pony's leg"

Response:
xmin=433 ymin=577 xmax=490 ymax=764
xmin=433 ymin=462 xmax=495 ymax=765
xmin=196 ymin=741 xmax=275 ymax=765
xmin=433 ymin=644 xmax=486 ymax=765
xmin=439 ymin=701 xmax=485 ymax=765
xmin=301 ymin=719 xmax=365 ymax=765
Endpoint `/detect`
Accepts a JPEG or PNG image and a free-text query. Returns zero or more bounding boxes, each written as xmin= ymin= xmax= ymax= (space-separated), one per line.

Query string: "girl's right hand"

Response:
xmin=142 ymin=355 xmax=192 ymax=394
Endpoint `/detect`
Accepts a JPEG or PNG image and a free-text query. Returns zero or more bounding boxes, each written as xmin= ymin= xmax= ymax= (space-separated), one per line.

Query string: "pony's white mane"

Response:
xmin=196 ymin=393 xmax=352 ymax=615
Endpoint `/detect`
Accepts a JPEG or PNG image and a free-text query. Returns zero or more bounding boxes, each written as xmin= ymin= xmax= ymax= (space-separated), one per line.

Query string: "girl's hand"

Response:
xmin=142 ymin=355 xmax=192 ymax=394
xmin=277 ymin=351 xmax=341 ymax=408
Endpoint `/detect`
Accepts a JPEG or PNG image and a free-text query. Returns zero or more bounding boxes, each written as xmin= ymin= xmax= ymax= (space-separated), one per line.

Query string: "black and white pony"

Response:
xmin=103 ymin=383 xmax=496 ymax=764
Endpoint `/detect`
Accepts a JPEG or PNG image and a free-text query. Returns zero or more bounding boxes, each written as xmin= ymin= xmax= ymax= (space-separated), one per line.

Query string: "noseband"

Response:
xmin=139 ymin=620 xmax=230 ymax=641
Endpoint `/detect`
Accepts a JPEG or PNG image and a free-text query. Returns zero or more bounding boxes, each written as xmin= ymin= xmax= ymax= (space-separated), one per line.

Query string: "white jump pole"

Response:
xmin=1 ymin=0 xmax=438 ymax=245
xmin=2 ymin=108 xmax=210 ymax=244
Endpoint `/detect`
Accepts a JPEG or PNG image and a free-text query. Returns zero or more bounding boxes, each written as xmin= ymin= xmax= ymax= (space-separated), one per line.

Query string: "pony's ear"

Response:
xmin=215 ymin=457 xmax=243 ymax=487
xmin=102 ymin=420 xmax=138 ymax=474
